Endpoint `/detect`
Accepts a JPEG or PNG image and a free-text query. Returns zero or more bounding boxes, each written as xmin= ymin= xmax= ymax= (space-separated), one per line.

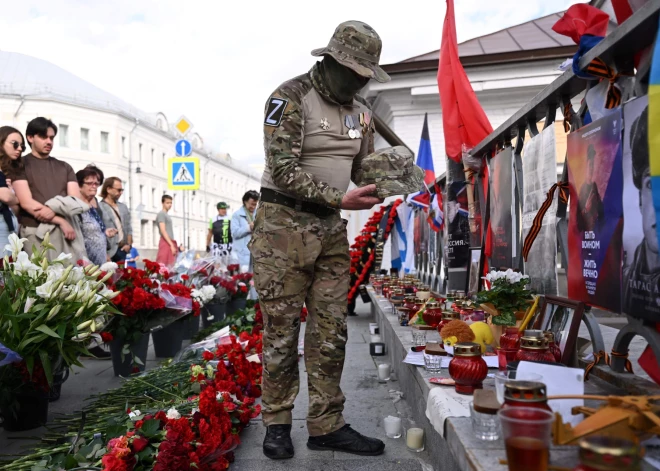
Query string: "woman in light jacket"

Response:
xmin=231 ymin=190 xmax=259 ymax=269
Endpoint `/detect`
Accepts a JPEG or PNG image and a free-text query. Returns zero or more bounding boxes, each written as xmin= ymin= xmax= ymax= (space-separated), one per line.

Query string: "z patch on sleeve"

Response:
xmin=264 ymin=97 xmax=289 ymax=127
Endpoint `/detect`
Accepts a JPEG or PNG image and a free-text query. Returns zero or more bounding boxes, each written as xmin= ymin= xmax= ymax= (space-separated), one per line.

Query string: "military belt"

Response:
xmin=259 ymin=188 xmax=338 ymax=219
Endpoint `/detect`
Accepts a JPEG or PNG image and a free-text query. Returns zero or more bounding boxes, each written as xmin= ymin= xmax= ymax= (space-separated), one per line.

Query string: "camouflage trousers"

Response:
xmin=248 ymin=202 xmax=349 ymax=437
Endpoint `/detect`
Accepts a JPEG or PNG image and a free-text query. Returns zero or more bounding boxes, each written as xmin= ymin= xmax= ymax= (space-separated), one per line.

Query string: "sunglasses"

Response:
xmin=83 ymin=181 xmax=100 ymax=187
xmin=9 ymin=141 xmax=25 ymax=151
xmin=113 ymin=187 xmax=124 ymax=193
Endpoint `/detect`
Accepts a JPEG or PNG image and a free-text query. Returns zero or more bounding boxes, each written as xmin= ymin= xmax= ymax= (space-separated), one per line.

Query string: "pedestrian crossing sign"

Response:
xmin=168 ymin=157 xmax=199 ymax=190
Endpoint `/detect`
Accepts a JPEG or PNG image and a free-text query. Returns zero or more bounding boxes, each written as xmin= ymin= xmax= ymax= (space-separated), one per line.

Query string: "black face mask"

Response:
xmin=322 ymin=56 xmax=370 ymax=104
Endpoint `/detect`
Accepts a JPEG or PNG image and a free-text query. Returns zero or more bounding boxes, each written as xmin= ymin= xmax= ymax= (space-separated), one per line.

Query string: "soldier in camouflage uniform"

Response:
xmin=250 ymin=21 xmax=391 ymax=460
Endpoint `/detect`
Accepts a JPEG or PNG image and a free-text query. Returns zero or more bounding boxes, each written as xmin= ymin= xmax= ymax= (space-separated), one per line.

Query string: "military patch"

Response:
xmin=264 ymin=97 xmax=289 ymax=127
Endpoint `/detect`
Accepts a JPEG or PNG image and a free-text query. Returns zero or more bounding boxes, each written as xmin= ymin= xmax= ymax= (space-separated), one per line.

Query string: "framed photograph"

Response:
xmin=467 ymin=247 xmax=482 ymax=297
xmin=533 ymin=296 xmax=585 ymax=365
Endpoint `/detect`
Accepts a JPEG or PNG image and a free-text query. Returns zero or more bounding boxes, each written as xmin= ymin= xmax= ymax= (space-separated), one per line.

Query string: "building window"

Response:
xmin=151 ymin=148 xmax=156 ymax=167
xmin=153 ymin=221 xmax=159 ymax=247
xmin=139 ymin=184 xmax=144 ymax=205
xmin=139 ymin=143 xmax=143 ymax=162
xmin=152 ymin=188 xmax=156 ymax=209
xmin=100 ymin=131 xmax=109 ymax=153
xmin=81 ymin=128 xmax=89 ymax=151
xmin=141 ymin=221 xmax=148 ymax=247
xmin=121 ymin=136 xmax=127 ymax=158
xmin=162 ymin=152 xmax=166 ymax=169
xmin=59 ymin=125 xmax=69 ymax=147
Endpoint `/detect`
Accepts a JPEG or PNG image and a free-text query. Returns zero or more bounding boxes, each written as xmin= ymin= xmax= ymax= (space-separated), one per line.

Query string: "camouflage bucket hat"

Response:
xmin=358 ymin=146 xmax=426 ymax=198
xmin=311 ymin=20 xmax=391 ymax=83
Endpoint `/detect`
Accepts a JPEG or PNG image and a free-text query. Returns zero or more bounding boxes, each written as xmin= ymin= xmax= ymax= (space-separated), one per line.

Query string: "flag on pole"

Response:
xmin=407 ymin=114 xmax=435 ymax=207
xmin=428 ymin=192 xmax=444 ymax=232
xmin=392 ymin=203 xmax=412 ymax=271
xmin=418 ymin=114 xmax=435 ymax=185
xmin=438 ymin=0 xmax=493 ymax=162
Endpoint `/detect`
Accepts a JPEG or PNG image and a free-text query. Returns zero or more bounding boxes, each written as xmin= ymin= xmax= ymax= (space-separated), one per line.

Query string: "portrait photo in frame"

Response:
xmin=533 ymin=296 xmax=585 ymax=365
xmin=467 ymin=247 xmax=482 ymax=297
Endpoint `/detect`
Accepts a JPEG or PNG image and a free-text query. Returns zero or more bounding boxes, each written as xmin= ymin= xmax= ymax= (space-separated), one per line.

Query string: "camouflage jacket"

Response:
xmin=260 ymin=62 xmax=375 ymax=209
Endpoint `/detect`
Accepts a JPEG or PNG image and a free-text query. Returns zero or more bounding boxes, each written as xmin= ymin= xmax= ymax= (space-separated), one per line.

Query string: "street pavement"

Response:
xmin=1 ymin=300 xmax=434 ymax=470
xmin=231 ymin=300 xmax=434 ymax=471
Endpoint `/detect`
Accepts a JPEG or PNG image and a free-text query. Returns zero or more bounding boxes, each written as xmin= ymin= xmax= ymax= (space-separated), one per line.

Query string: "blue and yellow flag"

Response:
xmin=650 ymin=22 xmax=660 ymax=250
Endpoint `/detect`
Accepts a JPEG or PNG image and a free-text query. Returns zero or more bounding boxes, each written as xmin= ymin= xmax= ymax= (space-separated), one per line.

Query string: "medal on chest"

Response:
xmin=345 ymin=114 xmax=361 ymax=139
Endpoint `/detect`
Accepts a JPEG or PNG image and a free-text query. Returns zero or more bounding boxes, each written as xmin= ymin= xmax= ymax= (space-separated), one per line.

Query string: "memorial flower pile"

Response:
xmin=0 ymin=294 xmax=264 ymax=471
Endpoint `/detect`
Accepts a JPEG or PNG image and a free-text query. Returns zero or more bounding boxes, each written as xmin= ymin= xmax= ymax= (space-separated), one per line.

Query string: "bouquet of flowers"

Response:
xmin=0 ymin=234 xmax=119 ymax=417
xmin=476 ymin=269 xmax=534 ymax=326
xmin=103 ymin=265 xmax=167 ymax=366
xmin=7 ymin=306 xmax=264 ymax=471
xmin=231 ymin=273 xmax=252 ymax=300
xmin=208 ymin=276 xmax=236 ymax=305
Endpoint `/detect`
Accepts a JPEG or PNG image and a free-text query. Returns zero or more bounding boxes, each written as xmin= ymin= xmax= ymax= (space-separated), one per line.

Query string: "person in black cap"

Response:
xmin=206 ymin=201 xmax=232 ymax=257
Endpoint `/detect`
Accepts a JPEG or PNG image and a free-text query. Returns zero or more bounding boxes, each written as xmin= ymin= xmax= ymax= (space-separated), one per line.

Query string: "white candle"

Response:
xmin=406 ymin=428 xmax=424 ymax=450
xmin=378 ymin=363 xmax=391 ymax=381
xmin=370 ymin=334 xmax=382 ymax=344
xmin=384 ymin=416 xmax=402 ymax=438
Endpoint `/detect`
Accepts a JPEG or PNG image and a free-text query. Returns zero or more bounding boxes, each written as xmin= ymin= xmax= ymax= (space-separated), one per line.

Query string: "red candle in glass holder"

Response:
xmin=497 ymin=348 xmax=519 ymax=371
xmin=448 ymin=342 xmax=488 ymax=395
xmin=515 ymin=336 xmax=556 ymax=363
xmin=422 ymin=301 xmax=442 ymax=328
xmin=501 ymin=381 xmax=552 ymax=412
xmin=544 ymin=331 xmax=562 ymax=363
xmin=437 ymin=311 xmax=460 ymax=338
xmin=500 ymin=327 xmax=522 ymax=351
xmin=575 ymin=436 xmax=641 ymax=471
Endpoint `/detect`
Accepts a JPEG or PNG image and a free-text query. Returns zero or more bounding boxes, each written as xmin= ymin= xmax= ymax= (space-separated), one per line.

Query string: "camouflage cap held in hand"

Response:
xmin=311 ymin=21 xmax=391 ymax=83
xmin=359 ymin=146 xmax=425 ymax=198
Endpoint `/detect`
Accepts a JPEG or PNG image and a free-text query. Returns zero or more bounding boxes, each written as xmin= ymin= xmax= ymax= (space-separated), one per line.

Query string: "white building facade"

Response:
xmin=0 ymin=52 xmax=261 ymax=259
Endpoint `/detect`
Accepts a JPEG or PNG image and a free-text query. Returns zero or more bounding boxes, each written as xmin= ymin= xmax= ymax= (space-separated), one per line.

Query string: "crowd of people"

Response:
xmin=0 ymin=116 xmax=259 ymax=272
xmin=0 ymin=117 xmax=135 ymax=266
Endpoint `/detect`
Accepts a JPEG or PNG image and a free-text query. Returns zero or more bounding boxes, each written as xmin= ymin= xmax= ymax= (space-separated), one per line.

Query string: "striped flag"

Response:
xmin=407 ymin=114 xmax=435 ymax=207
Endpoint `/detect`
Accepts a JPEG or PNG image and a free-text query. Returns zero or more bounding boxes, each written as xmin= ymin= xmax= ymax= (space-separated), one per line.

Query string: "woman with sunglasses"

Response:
xmin=0 ymin=127 xmax=23 ymax=253
xmin=0 ymin=126 xmax=25 ymax=216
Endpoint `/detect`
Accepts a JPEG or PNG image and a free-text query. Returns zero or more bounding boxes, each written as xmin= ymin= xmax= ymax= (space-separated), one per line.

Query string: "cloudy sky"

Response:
xmin=0 ymin=0 xmax=584 ymax=171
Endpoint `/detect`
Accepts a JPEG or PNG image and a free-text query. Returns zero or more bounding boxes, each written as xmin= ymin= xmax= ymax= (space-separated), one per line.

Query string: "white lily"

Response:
xmin=24 ymin=297 xmax=36 ymax=313
xmin=5 ymin=234 xmax=27 ymax=260
xmin=53 ymin=252 xmax=73 ymax=263
xmin=13 ymin=252 xmax=41 ymax=277
xmin=36 ymin=280 xmax=56 ymax=299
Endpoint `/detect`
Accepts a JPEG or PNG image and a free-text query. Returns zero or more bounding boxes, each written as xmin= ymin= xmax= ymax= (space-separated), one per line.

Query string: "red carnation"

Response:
xmin=100 ymin=332 xmax=113 ymax=343
xmin=134 ymin=420 xmax=144 ymax=429
xmin=202 ymin=351 xmax=215 ymax=361
xmin=132 ymin=436 xmax=149 ymax=453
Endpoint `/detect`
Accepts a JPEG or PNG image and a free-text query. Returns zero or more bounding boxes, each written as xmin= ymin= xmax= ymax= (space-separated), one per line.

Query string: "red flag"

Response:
xmin=438 ymin=0 xmax=493 ymax=162
xmin=552 ymin=4 xmax=609 ymax=44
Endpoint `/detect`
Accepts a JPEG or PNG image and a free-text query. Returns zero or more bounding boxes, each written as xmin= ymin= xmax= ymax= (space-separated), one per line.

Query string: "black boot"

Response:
xmin=307 ymin=424 xmax=385 ymax=456
xmin=263 ymin=424 xmax=294 ymax=459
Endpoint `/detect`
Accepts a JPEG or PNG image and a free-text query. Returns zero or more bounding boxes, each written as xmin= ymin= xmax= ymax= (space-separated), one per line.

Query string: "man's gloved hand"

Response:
xmin=206 ymin=246 xmax=211 ymax=253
